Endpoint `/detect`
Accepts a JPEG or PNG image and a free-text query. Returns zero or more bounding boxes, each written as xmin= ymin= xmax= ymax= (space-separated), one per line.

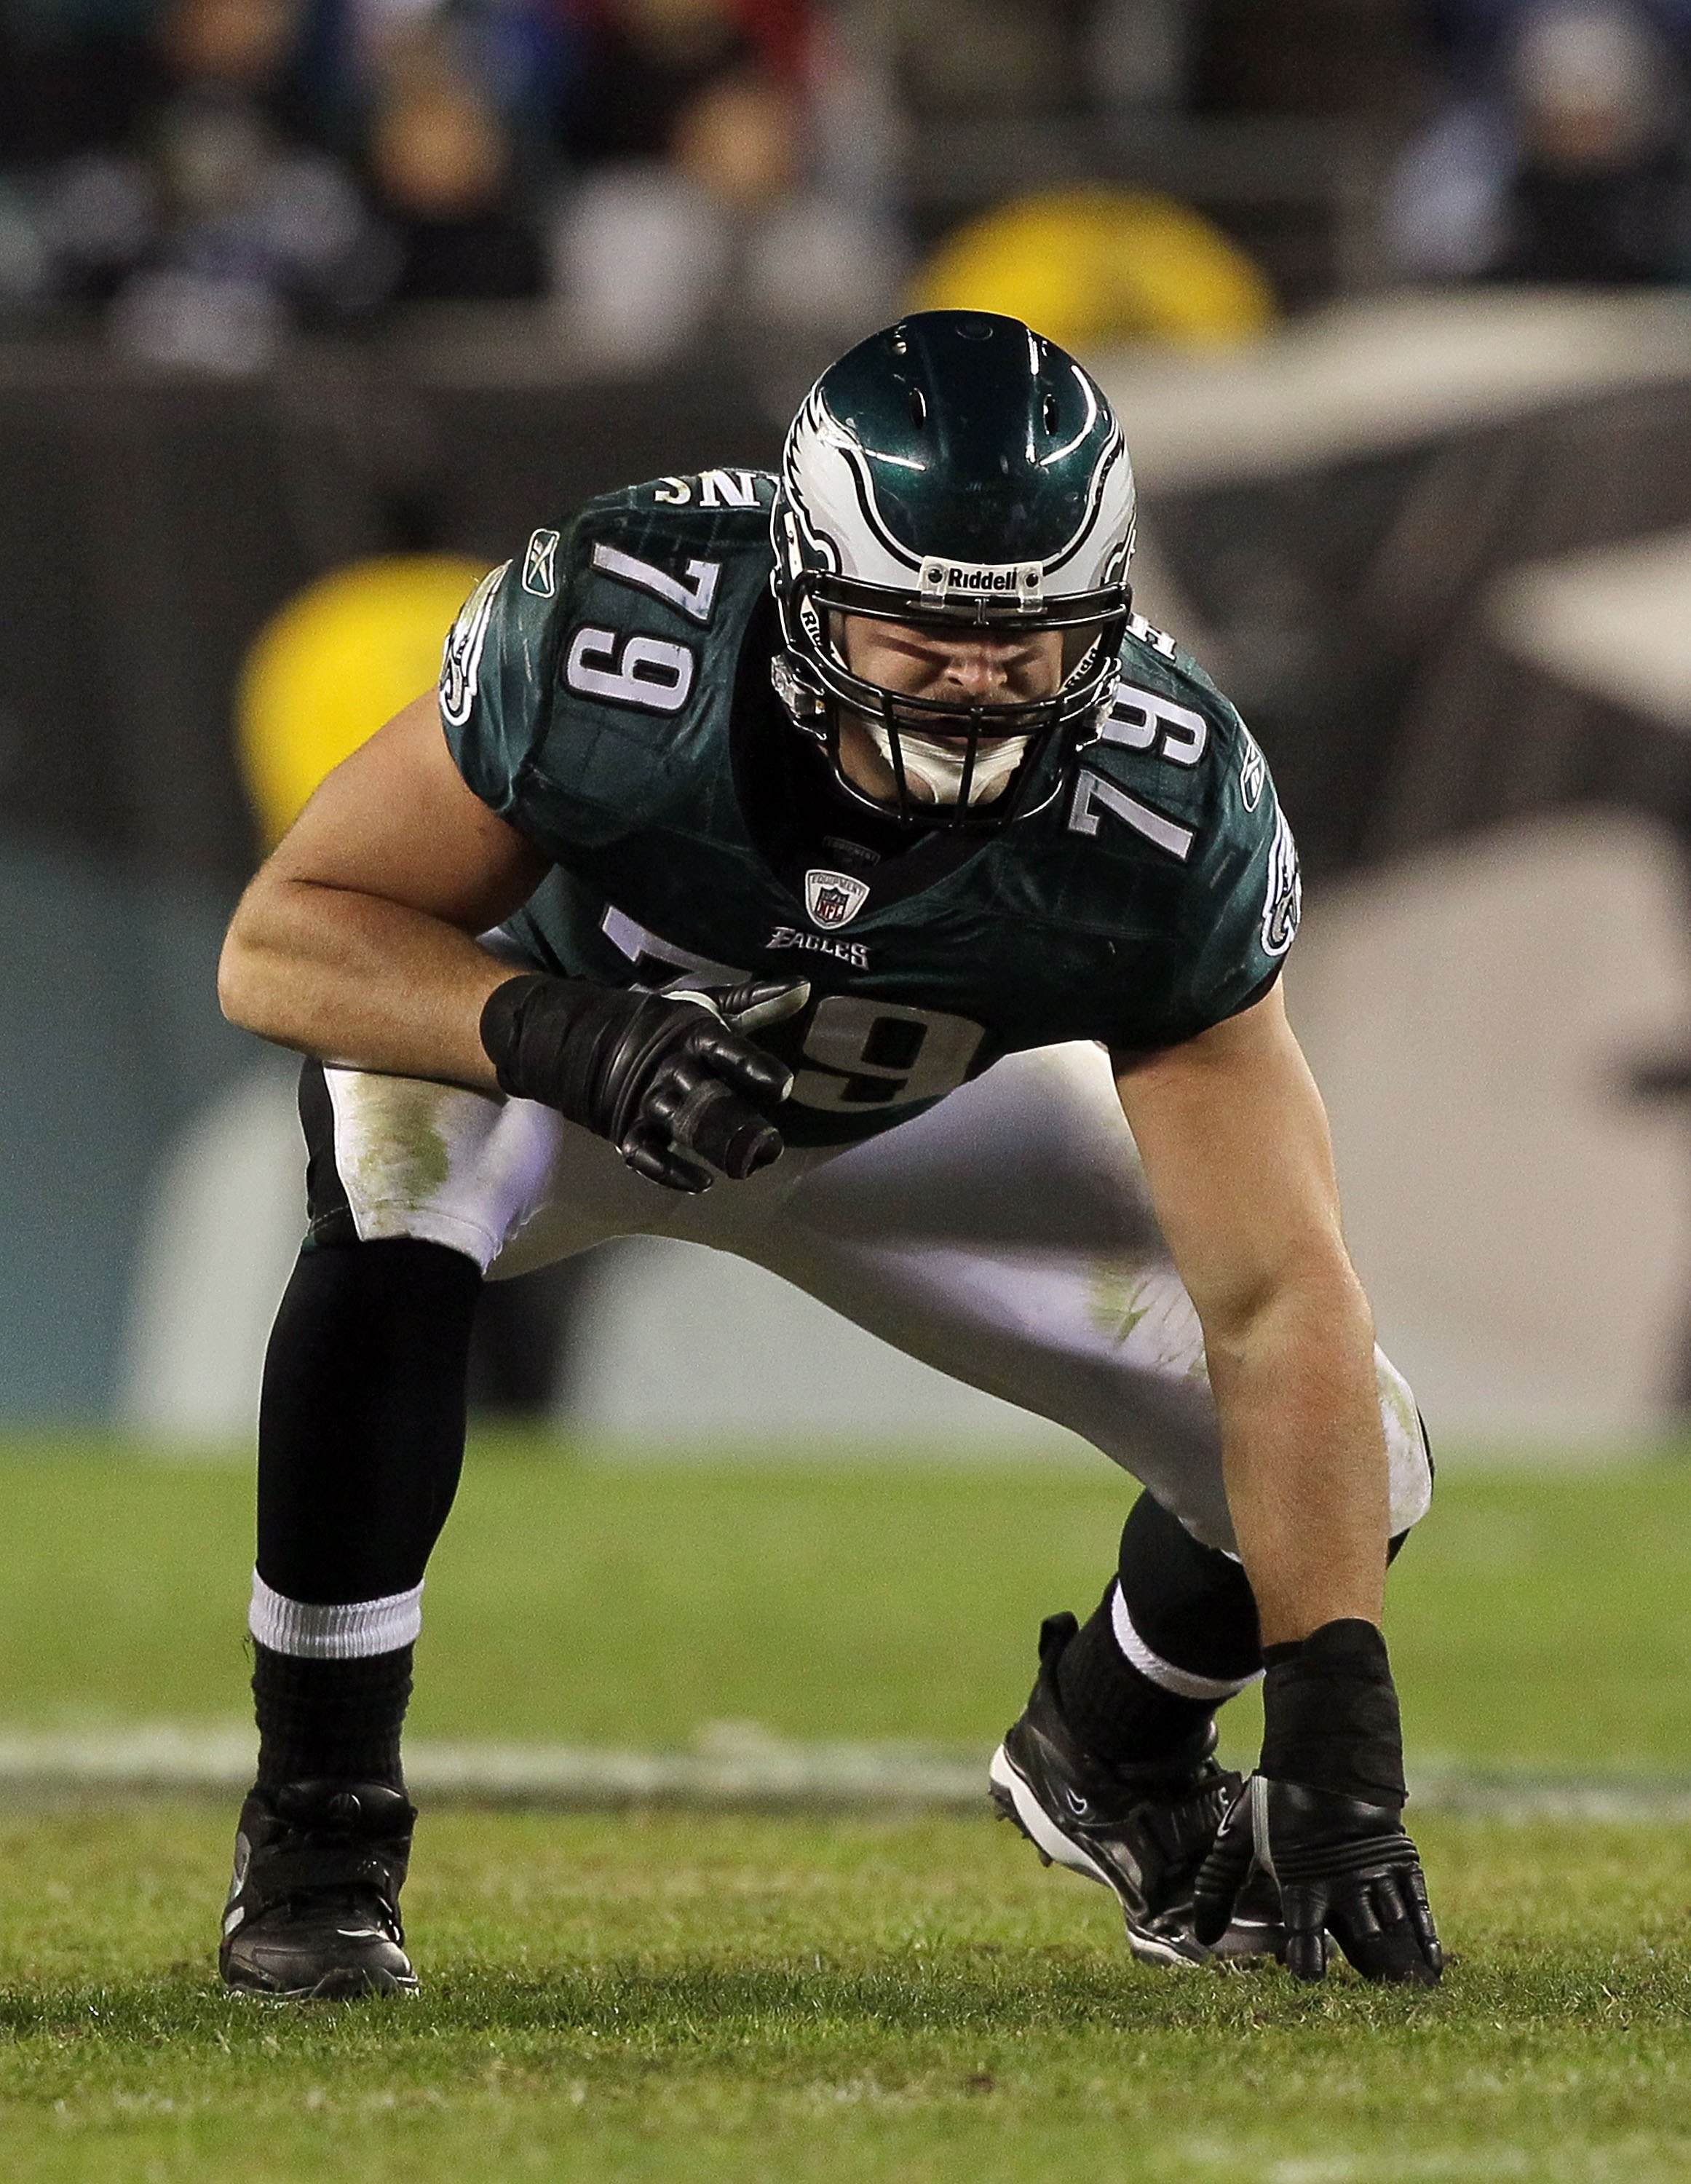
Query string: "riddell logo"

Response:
xmin=919 ymin=558 xmax=1042 ymax=600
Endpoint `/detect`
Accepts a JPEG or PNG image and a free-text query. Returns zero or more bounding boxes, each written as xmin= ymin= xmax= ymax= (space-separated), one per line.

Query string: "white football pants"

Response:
xmin=314 ymin=1040 xmax=1432 ymax=1555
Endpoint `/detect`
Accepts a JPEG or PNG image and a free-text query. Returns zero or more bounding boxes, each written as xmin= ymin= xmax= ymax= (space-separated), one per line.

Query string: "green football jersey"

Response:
xmin=440 ymin=470 xmax=1299 ymax=1149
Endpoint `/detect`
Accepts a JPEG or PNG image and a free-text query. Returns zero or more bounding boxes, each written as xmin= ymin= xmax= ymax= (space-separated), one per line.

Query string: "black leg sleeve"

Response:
xmin=256 ymin=1238 xmax=483 ymax=1605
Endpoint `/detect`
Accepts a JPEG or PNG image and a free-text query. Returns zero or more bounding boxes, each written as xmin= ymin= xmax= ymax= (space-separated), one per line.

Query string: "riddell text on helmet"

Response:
xmin=919 ymin=560 xmax=1042 ymax=598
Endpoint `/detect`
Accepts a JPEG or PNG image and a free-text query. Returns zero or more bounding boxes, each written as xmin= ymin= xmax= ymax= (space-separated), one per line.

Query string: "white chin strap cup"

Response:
xmin=867 ymin=722 xmax=1031 ymax=807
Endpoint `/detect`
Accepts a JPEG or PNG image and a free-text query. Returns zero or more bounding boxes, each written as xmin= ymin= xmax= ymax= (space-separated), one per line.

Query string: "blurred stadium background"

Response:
xmin=1 ymin=0 xmax=1691 ymax=1499
xmin=9 ymin=0 xmax=1691 ymax=1458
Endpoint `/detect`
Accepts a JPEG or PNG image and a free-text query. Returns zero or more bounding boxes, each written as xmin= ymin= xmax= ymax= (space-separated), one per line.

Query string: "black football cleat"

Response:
xmin=989 ymin=1612 xmax=1283 ymax=1968
xmin=220 ymin=1779 xmax=419 ymax=2001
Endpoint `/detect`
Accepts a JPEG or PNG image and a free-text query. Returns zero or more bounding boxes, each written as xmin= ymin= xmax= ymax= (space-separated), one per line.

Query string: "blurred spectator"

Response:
xmin=0 ymin=0 xmax=393 ymax=363
xmin=1087 ymin=0 xmax=1192 ymax=111
xmin=364 ymin=28 xmax=547 ymax=299
xmin=0 ymin=0 xmax=162 ymax=303
xmin=1391 ymin=0 xmax=1691 ymax=281
xmin=551 ymin=0 xmax=898 ymax=363
xmin=1420 ymin=0 xmax=1691 ymax=76
xmin=118 ymin=0 xmax=391 ymax=363
xmin=561 ymin=0 xmax=775 ymax=161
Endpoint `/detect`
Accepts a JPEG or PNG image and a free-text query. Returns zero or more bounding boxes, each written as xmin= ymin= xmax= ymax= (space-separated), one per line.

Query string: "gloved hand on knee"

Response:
xmin=480 ymin=973 xmax=809 ymax=1193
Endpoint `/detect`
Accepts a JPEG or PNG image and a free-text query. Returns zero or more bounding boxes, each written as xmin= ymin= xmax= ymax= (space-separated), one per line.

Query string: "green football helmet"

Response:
xmin=771 ymin=309 xmax=1135 ymax=828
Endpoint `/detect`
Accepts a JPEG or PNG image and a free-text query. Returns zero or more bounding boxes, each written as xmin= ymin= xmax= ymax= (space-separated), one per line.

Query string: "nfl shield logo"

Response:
xmin=804 ymin=868 xmax=870 ymax=929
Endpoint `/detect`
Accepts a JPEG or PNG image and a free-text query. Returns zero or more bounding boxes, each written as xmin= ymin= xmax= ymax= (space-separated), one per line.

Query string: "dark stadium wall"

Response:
xmin=0 ymin=347 xmax=787 ymax=1423
xmin=0 ymin=837 xmax=247 ymax=1416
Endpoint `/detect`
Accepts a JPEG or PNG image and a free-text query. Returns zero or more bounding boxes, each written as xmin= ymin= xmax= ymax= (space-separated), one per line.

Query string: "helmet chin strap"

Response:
xmin=866 ymin=720 xmax=1031 ymax=808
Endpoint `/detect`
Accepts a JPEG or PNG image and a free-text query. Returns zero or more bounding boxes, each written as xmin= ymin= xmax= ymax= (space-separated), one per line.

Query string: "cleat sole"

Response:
xmin=989 ymin=1780 xmax=1056 ymax=1866
xmin=224 ymin=1969 xmax=418 ymax=2004
xmin=1208 ymin=1915 xmax=1284 ymax=1966
xmin=1121 ymin=1918 xmax=1208 ymax=1970
xmin=989 ymin=1744 xmax=1115 ymax=1891
xmin=989 ymin=1745 xmax=1211 ymax=1970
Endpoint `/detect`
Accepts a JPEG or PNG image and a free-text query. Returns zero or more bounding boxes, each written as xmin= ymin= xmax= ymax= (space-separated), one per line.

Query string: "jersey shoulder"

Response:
xmin=567 ymin=466 xmax=780 ymax=573
xmin=443 ymin=465 xmax=778 ymax=706
xmin=438 ymin=470 xmax=777 ymax=821
xmin=1071 ymin=612 xmax=1270 ymax=858
xmin=1044 ymin=612 xmax=1298 ymax=1045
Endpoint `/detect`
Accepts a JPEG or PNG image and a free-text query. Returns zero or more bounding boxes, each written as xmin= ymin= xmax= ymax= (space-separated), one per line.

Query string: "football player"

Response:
xmin=214 ymin=310 xmax=1442 ymax=1999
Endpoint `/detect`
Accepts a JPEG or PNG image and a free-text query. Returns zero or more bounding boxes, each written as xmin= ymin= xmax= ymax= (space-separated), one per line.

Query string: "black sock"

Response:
xmin=253 ymin=1642 xmax=414 ymax=1789
xmin=257 ymin=1237 xmax=480 ymax=1602
xmin=1054 ymin=1494 xmax=1263 ymax=1773
xmin=1054 ymin=1589 xmax=1217 ymax=1772
xmin=1117 ymin=1489 xmax=1264 ymax=1676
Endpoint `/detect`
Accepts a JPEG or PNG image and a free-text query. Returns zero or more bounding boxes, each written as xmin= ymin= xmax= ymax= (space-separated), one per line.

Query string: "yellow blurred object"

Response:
xmin=909 ymin=186 xmax=1275 ymax=351
xmin=237 ymin=555 xmax=490 ymax=847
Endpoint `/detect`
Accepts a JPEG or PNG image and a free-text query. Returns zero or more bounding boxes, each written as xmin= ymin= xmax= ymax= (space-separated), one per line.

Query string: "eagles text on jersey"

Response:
xmin=441 ymin=470 xmax=1299 ymax=1149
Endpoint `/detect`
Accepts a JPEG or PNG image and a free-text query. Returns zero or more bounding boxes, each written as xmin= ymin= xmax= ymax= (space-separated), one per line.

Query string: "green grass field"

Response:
xmin=4 ymin=1439 xmax=1691 ymax=2181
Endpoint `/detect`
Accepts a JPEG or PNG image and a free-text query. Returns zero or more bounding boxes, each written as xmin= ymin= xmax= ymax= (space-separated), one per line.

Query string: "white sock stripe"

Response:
xmin=248 ymin=1574 xmax=424 ymax=1659
xmin=1109 ymin=1583 xmax=1262 ymax=1704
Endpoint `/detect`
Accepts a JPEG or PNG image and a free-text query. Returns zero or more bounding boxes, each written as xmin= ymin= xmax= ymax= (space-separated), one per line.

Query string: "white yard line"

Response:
xmin=0 ymin=1728 xmax=1686 ymax=1820
xmin=0 ymin=1728 xmax=985 ymax=1808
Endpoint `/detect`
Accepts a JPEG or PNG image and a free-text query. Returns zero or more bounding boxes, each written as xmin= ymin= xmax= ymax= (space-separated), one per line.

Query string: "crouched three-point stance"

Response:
xmin=216 ymin=309 xmax=1441 ymax=2001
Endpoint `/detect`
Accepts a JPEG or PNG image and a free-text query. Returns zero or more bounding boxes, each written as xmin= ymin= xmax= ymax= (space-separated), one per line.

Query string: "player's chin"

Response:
xmin=903 ymin=775 xmax=1017 ymax=812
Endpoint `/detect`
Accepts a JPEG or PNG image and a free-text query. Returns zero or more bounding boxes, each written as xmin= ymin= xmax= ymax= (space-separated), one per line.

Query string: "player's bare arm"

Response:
xmin=221 ymin=692 xmax=804 ymax=1192
xmin=1114 ymin=983 xmax=1388 ymax=1647
xmin=1112 ymin=991 xmax=1437 ymax=1982
xmin=218 ymin=690 xmax=545 ymax=1091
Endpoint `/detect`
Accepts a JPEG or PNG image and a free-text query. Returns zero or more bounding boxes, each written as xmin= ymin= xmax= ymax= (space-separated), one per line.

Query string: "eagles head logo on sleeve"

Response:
xmin=804 ymin=869 xmax=871 ymax=929
xmin=439 ymin=562 xmax=508 ymax=728
xmin=1261 ymin=807 xmax=1302 ymax=957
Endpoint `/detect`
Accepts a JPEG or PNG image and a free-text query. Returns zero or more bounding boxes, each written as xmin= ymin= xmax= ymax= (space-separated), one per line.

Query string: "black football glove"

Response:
xmin=480 ymin=971 xmax=809 ymax=1193
xmin=1192 ymin=1617 xmax=1441 ymax=1986
xmin=1193 ymin=1775 xmax=1441 ymax=1984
